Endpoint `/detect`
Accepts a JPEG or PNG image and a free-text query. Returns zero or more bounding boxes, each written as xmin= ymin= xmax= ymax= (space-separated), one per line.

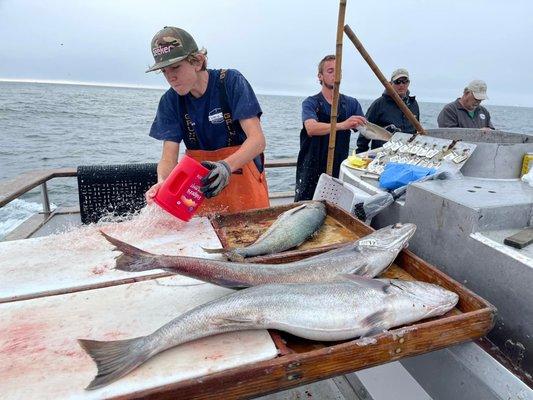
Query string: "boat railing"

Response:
xmin=0 ymin=158 xmax=297 ymax=213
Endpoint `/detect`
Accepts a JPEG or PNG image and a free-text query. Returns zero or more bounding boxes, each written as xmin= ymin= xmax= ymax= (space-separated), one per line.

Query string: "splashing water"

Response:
xmin=42 ymin=205 xmax=188 ymax=252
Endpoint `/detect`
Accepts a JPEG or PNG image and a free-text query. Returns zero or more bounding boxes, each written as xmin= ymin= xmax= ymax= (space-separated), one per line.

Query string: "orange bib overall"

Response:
xmin=186 ymin=146 xmax=270 ymax=214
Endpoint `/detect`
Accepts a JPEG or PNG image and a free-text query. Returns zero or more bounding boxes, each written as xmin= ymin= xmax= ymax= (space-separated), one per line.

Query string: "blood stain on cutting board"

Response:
xmin=0 ymin=322 xmax=49 ymax=355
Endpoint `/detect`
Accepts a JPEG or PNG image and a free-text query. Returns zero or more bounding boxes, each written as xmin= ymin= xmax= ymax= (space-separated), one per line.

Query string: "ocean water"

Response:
xmin=1 ymin=81 xmax=533 ymax=238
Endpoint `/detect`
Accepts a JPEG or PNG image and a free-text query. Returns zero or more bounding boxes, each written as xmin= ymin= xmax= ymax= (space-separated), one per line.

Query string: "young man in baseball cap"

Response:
xmin=437 ymin=79 xmax=494 ymax=130
xmin=144 ymin=27 xmax=269 ymax=213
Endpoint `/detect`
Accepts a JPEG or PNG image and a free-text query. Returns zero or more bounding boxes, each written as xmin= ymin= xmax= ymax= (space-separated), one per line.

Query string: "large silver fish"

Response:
xmin=203 ymin=201 xmax=326 ymax=261
xmin=79 ymin=275 xmax=458 ymax=389
xmin=101 ymin=223 xmax=416 ymax=289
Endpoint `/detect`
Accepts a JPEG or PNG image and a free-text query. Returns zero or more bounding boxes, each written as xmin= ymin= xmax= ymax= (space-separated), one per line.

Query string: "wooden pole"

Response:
xmin=343 ymin=24 xmax=426 ymax=135
xmin=326 ymin=0 xmax=347 ymax=176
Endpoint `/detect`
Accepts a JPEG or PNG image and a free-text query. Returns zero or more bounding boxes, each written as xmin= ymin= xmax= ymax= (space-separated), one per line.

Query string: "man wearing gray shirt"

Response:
xmin=437 ymin=80 xmax=494 ymax=130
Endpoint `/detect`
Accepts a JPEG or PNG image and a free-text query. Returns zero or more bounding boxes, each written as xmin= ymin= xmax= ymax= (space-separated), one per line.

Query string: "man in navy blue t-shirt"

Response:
xmin=295 ymin=54 xmax=366 ymax=201
xmin=145 ymin=26 xmax=269 ymax=213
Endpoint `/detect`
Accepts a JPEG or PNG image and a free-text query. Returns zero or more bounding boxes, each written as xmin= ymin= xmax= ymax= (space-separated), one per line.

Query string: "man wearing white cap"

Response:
xmin=437 ymin=80 xmax=494 ymax=129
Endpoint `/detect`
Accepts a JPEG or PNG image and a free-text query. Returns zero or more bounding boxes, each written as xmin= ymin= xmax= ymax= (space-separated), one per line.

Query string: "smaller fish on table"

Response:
xmin=357 ymin=122 xmax=392 ymax=142
xmin=203 ymin=201 xmax=327 ymax=261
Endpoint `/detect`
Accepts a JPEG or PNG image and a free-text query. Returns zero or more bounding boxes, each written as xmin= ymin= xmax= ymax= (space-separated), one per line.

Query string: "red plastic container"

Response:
xmin=153 ymin=155 xmax=209 ymax=221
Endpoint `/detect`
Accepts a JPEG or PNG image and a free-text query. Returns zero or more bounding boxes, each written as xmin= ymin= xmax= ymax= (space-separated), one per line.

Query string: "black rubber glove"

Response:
xmin=200 ymin=160 xmax=232 ymax=198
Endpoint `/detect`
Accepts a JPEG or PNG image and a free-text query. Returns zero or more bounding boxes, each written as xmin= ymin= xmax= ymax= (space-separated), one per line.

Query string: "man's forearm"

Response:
xmin=157 ymin=159 xmax=177 ymax=182
xmin=305 ymin=121 xmax=346 ymax=136
xmin=224 ymin=135 xmax=265 ymax=172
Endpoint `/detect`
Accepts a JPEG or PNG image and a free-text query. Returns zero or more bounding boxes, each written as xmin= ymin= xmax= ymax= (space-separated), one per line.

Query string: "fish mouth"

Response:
xmin=429 ymin=297 xmax=459 ymax=316
xmin=359 ymin=223 xmax=416 ymax=251
xmin=389 ymin=280 xmax=459 ymax=315
xmin=387 ymin=223 xmax=416 ymax=249
xmin=419 ymin=294 xmax=459 ymax=318
xmin=392 ymin=223 xmax=416 ymax=235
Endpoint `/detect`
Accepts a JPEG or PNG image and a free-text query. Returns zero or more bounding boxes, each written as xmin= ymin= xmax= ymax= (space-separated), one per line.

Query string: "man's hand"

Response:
xmin=200 ymin=160 xmax=232 ymax=198
xmin=339 ymin=115 xmax=367 ymax=130
xmin=145 ymin=182 xmax=164 ymax=204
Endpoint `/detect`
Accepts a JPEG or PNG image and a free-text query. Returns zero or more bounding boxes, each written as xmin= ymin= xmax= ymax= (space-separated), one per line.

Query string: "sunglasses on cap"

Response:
xmin=393 ymin=78 xmax=410 ymax=85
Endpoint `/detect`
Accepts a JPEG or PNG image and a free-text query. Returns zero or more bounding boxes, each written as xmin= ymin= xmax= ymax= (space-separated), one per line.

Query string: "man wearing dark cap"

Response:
xmin=356 ymin=68 xmax=420 ymax=153
xmin=437 ymin=80 xmax=494 ymax=130
xmin=144 ymin=27 xmax=269 ymax=213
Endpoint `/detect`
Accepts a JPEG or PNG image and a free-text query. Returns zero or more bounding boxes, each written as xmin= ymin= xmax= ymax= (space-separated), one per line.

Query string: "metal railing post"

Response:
xmin=40 ymin=182 xmax=51 ymax=214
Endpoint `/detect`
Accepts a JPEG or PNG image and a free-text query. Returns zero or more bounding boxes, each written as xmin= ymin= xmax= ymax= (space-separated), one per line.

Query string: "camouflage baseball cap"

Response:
xmin=146 ymin=26 xmax=199 ymax=73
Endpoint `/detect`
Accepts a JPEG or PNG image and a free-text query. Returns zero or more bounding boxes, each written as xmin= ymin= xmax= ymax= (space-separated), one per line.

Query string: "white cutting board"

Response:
xmin=0 ymin=275 xmax=278 ymax=399
xmin=0 ymin=207 xmax=224 ymax=302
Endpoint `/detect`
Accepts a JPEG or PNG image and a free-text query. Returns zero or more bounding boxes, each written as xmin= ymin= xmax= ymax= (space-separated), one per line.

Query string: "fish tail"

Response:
xmin=78 ymin=336 xmax=153 ymax=390
xmin=100 ymin=231 xmax=160 ymax=272
xmin=201 ymin=246 xmax=226 ymax=254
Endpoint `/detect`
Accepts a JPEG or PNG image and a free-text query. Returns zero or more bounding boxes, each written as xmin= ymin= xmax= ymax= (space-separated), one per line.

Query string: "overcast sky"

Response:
xmin=1 ymin=0 xmax=532 ymax=107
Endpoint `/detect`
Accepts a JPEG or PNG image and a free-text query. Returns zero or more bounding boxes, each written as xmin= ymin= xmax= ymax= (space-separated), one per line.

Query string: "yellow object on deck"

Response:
xmin=347 ymin=153 xmax=371 ymax=168
xmin=521 ymin=152 xmax=533 ymax=176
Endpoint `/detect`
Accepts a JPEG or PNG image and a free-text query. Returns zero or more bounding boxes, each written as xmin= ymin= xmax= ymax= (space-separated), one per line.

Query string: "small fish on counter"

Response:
xmin=79 ymin=275 xmax=458 ymax=390
xmin=101 ymin=223 xmax=416 ymax=289
xmin=357 ymin=122 xmax=392 ymax=142
xmin=203 ymin=201 xmax=327 ymax=261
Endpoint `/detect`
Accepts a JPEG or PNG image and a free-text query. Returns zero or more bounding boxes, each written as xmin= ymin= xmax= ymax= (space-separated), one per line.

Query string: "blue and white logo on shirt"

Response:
xmin=208 ymin=108 xmax=224 ymax=124
xmin=479 ymin=113 xmax=486 ymax=120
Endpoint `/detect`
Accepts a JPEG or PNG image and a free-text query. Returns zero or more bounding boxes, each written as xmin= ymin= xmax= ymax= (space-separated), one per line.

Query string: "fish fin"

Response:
xmin=284 ymin=203 xmax=308 ymax=214
xmin=201 ymin=247 xmax=246 ymax=262
xmin=340 ymin=274 xmax=391 ymax=293
xmin=347 ymin=260 xmax=369 ymax=276
xmin=359 ymin=310 xmax=389 ymax=338
xmin=226 ymin=252 xmax=245 ymax=262
xmin=218 ymin=281 xmax=250 ymax=290
xmin=78 ymin=336 xmax=152 ymax=390
xmin=99 ymin=231 xmax=160 ymax=273
xmin=306 ymin=241 xmax=359 ymax=261
xmin=201 ymin=246 xmax=226 ymax=254
xmin=215 ymin=316 xmax=257 ymax=327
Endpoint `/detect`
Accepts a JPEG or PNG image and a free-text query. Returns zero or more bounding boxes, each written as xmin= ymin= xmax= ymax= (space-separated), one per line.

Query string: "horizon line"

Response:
xmin=0 ymin=78 xmax=166 ymax=91
xmin=0 ymin=78 xmax=314 ymax=98
xmin=0 ymin=78 xmax=529 ymax=108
